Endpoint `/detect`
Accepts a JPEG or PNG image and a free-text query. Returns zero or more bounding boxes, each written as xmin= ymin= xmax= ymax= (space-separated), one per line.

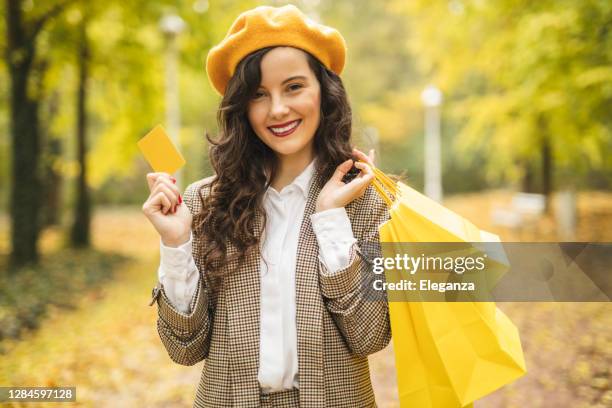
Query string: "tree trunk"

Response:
xmin=6 ymin=0 xmax=41 ymax=267
xmin=521 ymin=160 xmax=536 ymax=193
xmin=42 ymin=138 xmax=63 ymax=227
xmin=70 ymin=15 xmax=91 ymax=247
xmin=5 ymin=0 xmax=72 ymax=266
xmin=39 ymin=69 xmax=63 ymax=227
xmin=541 ymin=133 xmax=553 ymax=214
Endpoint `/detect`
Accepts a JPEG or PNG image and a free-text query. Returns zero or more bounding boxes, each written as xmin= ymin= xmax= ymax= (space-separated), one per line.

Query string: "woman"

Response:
xmin=142 ymin=5 xmax=391 ymax=407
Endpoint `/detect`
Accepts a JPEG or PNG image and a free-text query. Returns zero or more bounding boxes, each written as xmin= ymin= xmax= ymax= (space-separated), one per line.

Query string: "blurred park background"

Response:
xmin=0 ymin=0 xmax=610 ymax=406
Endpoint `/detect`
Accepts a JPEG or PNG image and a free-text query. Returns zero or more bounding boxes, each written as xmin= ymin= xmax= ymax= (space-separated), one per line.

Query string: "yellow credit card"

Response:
xmin=137 ymin=124 xmax=186 ymax=174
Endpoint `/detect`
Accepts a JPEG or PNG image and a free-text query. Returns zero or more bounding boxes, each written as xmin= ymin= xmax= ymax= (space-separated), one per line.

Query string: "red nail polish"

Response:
xmin=178 ymin=195 xmax=182 ymax=204
xmin=170 ymin=177 xmax=176 ymax=184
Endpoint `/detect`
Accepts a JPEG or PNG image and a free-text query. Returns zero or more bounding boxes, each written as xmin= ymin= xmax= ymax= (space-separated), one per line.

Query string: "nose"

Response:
xmin=269 ymin=94 xmax=290 ymax=120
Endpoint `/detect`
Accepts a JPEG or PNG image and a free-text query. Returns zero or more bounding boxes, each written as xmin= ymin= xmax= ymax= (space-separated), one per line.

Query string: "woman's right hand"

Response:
xmin=142 ymin=173 xmax=193 ymax=247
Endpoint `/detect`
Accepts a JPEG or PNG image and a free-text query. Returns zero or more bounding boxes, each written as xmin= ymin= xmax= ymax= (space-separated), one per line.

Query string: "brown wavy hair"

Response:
xmin=195 ymin=46 xmax=355 ymax=289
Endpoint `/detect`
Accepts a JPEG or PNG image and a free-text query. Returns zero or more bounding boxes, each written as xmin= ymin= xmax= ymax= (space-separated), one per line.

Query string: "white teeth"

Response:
xmin=270 ymin=120 xmax=299 ymax=134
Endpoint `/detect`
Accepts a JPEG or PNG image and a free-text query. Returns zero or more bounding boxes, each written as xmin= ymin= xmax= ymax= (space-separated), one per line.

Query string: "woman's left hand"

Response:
xmin=316 ymin=148 xmax=375 ymax=213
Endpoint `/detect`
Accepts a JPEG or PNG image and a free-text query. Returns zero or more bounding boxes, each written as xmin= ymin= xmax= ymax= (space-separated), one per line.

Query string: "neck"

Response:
xmin=271 ymin=150 xmax=314 ymax=191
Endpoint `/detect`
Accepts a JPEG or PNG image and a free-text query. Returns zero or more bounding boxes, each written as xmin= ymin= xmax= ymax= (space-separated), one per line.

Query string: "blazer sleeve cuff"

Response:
xmin=150 ymin=275 xmax=209 ymax=335
xmin=318 ymin=243 xmax=365 ymax=299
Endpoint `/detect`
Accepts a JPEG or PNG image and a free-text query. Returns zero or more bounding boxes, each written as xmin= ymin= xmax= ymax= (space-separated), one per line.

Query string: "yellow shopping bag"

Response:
xmin=370 ymin=166 xmax=527 ymax=408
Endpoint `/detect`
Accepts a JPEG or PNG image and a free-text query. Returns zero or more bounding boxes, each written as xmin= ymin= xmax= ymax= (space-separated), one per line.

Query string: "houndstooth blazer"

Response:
xmin=150 ymin=167 xmax=392 ymax=407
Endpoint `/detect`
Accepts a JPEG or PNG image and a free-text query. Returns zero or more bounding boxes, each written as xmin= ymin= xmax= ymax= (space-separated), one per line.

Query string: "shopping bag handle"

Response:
xmin=358 ymin=160 xmax=398 ymax=208
xmin=372 ymin=178 xmax=394 ymax=207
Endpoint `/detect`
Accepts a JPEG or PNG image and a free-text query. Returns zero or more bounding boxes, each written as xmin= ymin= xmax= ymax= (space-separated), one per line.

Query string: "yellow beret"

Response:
xmin=206 ymin=5 xmax=347 ymax=96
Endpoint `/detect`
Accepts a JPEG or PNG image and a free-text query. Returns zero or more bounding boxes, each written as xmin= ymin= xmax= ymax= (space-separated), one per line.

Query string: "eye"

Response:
xmin=287 ymin=83 xmax=303 ymax=92
xmin=252 ymin=90 xmax=266 ymax=99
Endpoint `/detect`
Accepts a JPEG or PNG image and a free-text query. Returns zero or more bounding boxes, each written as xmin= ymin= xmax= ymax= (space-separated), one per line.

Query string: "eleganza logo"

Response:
xmin=373 ymin=279 xmax=476 ymax=293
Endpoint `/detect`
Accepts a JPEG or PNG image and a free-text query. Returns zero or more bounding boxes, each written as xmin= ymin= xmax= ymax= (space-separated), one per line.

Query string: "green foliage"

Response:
xmin=0 ymin=249 xmax=127 ymax=346
xmin=393 ymin=0 xmax=612 ymax=186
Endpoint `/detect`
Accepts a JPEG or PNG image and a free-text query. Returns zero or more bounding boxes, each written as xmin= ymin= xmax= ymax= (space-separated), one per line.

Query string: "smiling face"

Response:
xmin=247 ymin=47 xmax=321 ymax=165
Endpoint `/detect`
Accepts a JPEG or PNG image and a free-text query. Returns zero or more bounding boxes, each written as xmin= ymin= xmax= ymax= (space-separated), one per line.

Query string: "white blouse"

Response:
xmin=157 ymin=159 xmax=357 ymax=392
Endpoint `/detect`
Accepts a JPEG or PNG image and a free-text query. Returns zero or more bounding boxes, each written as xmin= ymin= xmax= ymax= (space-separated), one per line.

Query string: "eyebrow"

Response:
xmin=281 ymin=75 xmax=307 ymax=84
xmin=259 ymin=75 xmax=308 ymax=89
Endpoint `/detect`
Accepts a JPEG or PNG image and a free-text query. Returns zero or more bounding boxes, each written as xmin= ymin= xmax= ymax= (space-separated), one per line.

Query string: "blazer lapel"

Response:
xmin=295 ymin=169 xmax=326 ymax=407
xmin=226 ymin=210 xmax=264 ymax=405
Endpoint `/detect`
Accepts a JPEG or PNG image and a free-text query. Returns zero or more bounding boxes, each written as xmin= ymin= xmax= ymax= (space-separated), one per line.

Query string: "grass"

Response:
xmin=0 ymin=249 xmax=127 ymax=346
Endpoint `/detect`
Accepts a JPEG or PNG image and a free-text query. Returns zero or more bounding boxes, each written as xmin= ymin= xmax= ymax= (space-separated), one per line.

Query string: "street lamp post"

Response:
xmin=421 ymin=85 xmax=443 ymax=203
xmin=159 ymin=14 xmax=186 ymax=189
